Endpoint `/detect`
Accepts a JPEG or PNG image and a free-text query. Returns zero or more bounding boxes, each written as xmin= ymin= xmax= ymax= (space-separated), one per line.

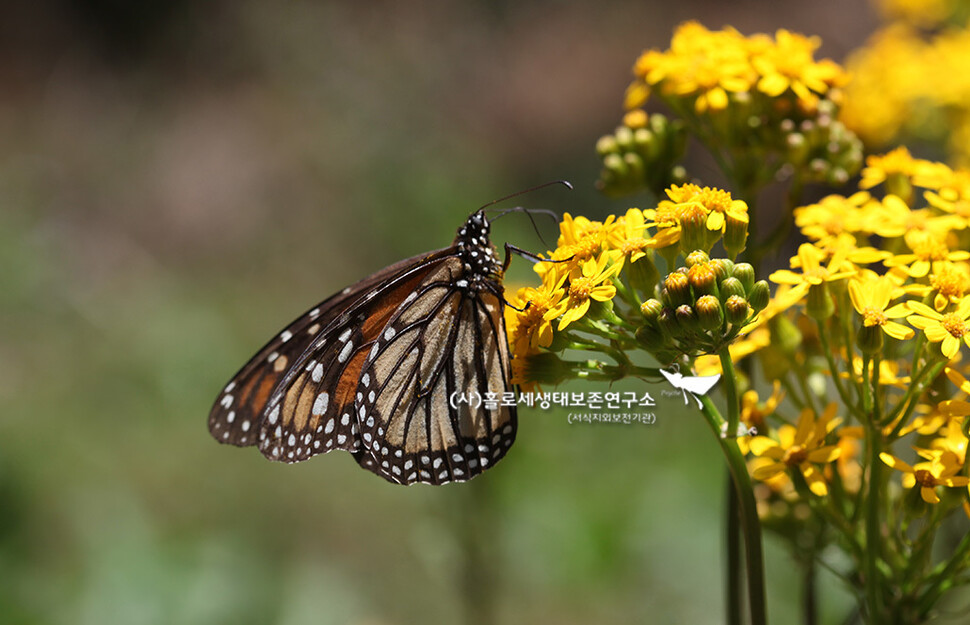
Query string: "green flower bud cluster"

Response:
xmin=778 ymin=99 xmax=863 ymax=187
xmin=595 ymin=113 xmax=688 ymax=198
xmin=636 ymin=251 xmax=769 ymax=362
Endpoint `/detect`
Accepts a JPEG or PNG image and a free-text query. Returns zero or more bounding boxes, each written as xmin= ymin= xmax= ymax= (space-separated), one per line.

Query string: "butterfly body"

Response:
xmin=209 ymin=210 xmax=517 ymax=485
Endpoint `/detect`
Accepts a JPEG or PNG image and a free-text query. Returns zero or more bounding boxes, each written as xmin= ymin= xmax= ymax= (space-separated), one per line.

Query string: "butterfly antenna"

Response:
xmin=479 ymin=179 xmax=573 ymax=212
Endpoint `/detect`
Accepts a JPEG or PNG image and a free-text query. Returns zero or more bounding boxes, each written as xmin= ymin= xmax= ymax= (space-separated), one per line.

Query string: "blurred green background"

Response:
xmin=1 ymin=2 xmax=876 ymax=623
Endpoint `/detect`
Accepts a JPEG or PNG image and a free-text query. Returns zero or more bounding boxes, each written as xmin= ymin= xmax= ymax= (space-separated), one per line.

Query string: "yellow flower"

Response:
xmin=505 ymin=279 xmax=566 ymax=356
xmin=924 ymin=261 xmax=970 ymax=311
xmin=749 ymin=29 xmax=848 ymax=109
xmin=536 ymin=213 xmax=614 ymax=278
xmin=607 ymin=208 xmax=655 ymax=265
xmin=628 ymin=21 xmax=756 ymax=113
xmin=794 ymin=192 xmax=870 ymax=242
xmin=884 ymin=230 xmax=970 ymax=278
xmin=929 ymin=420 xmax=968 ymax=464
xmin=550 ymin=254 xmax=621 ymax=331
xmin=848 ymin=275 xmax=914 ymax=340
xmin=880 ymin=449 xmax=970 ymax=504
xmin=907 ymin=297 xmax=970 ymax=359
xmin=749 ymin=404 xmax=842 ymax=496
xmin=840 ymin=25 xmax=923 ymax=146
xmin=859 ymin=147 xmax=939 ymax=190
xmin=769 ymin=243 xmax=856 ymax=300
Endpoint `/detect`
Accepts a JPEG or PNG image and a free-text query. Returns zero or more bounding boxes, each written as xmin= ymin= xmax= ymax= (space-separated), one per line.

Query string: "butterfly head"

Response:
xmin=455 ymin=210 xmax=503 ymax=287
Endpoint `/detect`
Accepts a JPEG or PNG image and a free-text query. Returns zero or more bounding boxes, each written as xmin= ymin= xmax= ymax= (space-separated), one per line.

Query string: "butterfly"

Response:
xmin=208 ymin=209 xmax=517 ymax=485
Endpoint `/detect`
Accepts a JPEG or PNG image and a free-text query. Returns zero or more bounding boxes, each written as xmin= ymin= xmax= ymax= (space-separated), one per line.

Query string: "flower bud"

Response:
xmin=709 ymin=258 xmax=734 ymax=284
xmin=662 ymin=272 xmax=692 ymax=307
xmin=675 ymin=304 xmax=700 ymax=333
xmin=657 ymin=306 xmax=683 ymax=338
xmin=806 ymin=283 xmax=834 ymax=320
xmin=633 ymin=128 xmax=654 ymax=155
xmin=723 ymin=212 xmax=749 ymax=258
xmin=856 ymin=323 xmax=884 ymax=355
xmin=684 ymin=250 xmax=710 ymax=268
xmin=733 ymin=263 xmax=756 ymax=293
xmin=640 ymin=298 xmax=663 ymax=323
xmin=725 ymin=295 xmax=750 ymax=325
xmin=628 ymin=254 xmax=660 ymax=298
xmin=635 ymin=324 xmax=667 ymax=349
xmin=615 ymin=126 xmax=635 ymax=151
xmin=695 ymin=295 xmax=724 ymax=331
xmin=603 ymin=153 xmax=628 ymax=178
xmin=623 ymin=152 xmax=646 ymax=186
xmin=688 ymin=263 xmax=718 ymax=298
xmin=679 ymin=204 xmax=710 ymax=253
xmin=772 ymin=314 xmax=803 ymax=356
xmin=719 ymin=277 xmax=747 ymax=303
xmin=748 ymin=280 xmax=770 ymax=312
xmin=596 ymin=135 xmax=619 ymax=156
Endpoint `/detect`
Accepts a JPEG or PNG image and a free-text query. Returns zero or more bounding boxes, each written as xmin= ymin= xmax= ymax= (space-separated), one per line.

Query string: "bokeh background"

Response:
xmin=1 ymin=2 xmax=877 ymax=624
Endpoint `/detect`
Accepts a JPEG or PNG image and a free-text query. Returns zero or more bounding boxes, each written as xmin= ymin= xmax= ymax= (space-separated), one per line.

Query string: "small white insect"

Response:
xmin=659 ymin=364 xmax=721 ymax=409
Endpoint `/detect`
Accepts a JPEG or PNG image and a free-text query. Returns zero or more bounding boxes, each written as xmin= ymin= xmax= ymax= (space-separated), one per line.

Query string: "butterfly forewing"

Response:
xmin=208 ymin=248 xmax=450 ymax=450
xmin=209 ymin=209 xmax=519 ymax=485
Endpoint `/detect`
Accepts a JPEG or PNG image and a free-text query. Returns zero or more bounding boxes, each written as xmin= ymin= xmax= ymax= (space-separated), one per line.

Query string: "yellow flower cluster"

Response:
xmin=745 ymin=148 xmax=970 ymax=502
xmin=842 ymin=21 xmax=970 ymax=165
xmin=626 ymin=21 xmax=848 ymax=114
xmin=505 ymin=184 xmax=752 ymax=378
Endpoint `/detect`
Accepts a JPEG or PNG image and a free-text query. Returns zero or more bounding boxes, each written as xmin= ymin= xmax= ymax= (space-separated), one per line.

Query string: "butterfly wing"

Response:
xmin=352 ymin=256 xmax=516 ymax=484
xmin=208 ymin=248 xmax=452 ymax=453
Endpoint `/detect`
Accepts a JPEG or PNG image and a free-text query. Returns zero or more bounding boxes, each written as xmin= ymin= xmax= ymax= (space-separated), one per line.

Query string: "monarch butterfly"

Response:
xmin=208 ymin=209 xmax=519 ymax=485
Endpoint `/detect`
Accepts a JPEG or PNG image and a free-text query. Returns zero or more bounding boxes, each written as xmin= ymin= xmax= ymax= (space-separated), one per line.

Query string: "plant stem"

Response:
xmin=863 ymin=407 xmax=884 ymax=622
xmin=700 ymin=393 xmax=768 ymax=625
xmin=727 ymin=475 xmax=744 ymax=625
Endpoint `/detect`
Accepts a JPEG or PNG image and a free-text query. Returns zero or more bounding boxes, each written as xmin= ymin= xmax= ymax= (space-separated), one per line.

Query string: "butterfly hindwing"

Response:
xmin=353 ymin=257 xmax=516 ymax=485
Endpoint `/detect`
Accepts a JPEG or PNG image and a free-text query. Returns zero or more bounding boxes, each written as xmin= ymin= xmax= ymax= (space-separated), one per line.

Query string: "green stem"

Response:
xmin=720 ymin=349 xmax=741 ymax=438
xmin=863 ymin=410 xmax=884 ymax=622
xmin=817 ymin=320 xmax=863 ymax=420
xmin=700 ymin=394 xmax=768 ymax=624
xmin=803 ymin=558 xmax=817 ymax=625
xmin=727 ymin=475 xmax=744 ymax=625
xmin=917 ymin=527 xmax=970 ymax=617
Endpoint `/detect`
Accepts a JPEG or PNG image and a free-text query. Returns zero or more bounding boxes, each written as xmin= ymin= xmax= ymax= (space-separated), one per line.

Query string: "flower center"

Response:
xmin=569 ymin=277 xmax=594 ymax=300
xmin=861 ymin=306 xmax=888 ymax=327
xmin=913 ymin=469 xmax=936 ymax=488
xmin=931 ymin=266 xmax=968 ymax=299
xmin=941 ymin=312 xmax=968 ymax=338
xmin=784 ymin=446 xmax=808 ymax=466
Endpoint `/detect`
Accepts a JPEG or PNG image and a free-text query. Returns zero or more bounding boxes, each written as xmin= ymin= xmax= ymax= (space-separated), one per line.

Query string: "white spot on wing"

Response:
xmin=312 ymin=392 xmax=329 ymax=416
xmin=280 ymin=330 xmax=293 ymax=342
xmin=311 ymin=363 xmax=324 ymax=383
xmin=338 ymin=340 xmax=353 ymax=363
